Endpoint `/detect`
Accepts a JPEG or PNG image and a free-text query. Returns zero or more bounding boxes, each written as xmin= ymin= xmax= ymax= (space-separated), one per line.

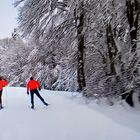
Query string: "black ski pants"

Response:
xmin=30 ymin=89 xmax=45 ymax=106
xmin=0 ymin=90 xmax=3 ymax=106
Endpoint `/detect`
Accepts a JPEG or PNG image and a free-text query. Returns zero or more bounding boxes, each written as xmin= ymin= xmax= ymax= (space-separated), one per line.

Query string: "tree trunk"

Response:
xmin=122 ymin=0 xmax=140 ymax=107
xmin=126 ymin=0 xmax=140 ymax=52
xmin=106 ymin=23 xmax=117 ymax=75
xmin=76 ymin=2 xmax=86 ymax=91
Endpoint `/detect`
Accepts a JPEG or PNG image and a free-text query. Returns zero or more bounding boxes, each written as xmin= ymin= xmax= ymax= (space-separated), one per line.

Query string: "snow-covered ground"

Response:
xmin=0 ymin=87 xmax=140 ymax=140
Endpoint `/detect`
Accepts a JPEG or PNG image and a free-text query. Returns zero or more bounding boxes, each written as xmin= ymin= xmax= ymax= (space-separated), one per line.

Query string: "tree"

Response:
xmin=15 ymin=0 xmax=140 ymax=107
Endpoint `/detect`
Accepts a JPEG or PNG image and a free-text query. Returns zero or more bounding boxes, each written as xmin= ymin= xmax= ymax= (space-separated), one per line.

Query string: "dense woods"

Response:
xmin=0 ymin=0 xmax=140 ymax=106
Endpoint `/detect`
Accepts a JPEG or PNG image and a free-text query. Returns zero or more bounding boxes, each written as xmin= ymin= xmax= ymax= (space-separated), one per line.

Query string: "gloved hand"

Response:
xmin=39 ymin=87 xmax=41 ymax=91
xmin=27 ymin=91 xmax=29 ymax=95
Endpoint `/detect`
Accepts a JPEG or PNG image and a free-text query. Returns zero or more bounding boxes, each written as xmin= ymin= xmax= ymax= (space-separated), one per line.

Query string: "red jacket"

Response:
xmin=0 ymin=80 xmax=8 ymax=90
xmin=26 ymin=80 xmax=40 ymax=91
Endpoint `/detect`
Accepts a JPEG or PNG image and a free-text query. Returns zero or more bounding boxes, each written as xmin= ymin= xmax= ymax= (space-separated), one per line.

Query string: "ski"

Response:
xmin=28 ymin=106 xmax=36 ymax=111
xmin=31 ymin=108 xmax=37 ymax=111
xmin=0 ymin=106 xmax=5 ymax=110
xmin=28 ymin=104 xmax=50 ymax=111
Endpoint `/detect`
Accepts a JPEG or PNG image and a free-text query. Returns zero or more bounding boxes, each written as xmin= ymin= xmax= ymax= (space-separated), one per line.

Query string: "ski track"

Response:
xmin=0 ymin=87 xmax=140 ymax=140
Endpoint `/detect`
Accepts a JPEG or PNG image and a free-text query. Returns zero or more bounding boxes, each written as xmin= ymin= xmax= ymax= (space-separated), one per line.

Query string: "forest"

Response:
xmin=0 ymin=0 xmax=140 ymax=107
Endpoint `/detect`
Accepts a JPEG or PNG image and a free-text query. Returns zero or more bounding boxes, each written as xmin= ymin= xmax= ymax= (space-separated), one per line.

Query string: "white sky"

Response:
xmin=0 ymin=0 xmax=18 ymax=39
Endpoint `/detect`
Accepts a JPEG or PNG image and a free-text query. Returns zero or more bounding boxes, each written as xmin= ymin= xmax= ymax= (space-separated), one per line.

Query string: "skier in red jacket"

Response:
xmin=26 ymin=77 xmax=49 ymax=109
xmin=0 ymin=77 xmax=8 ymax=109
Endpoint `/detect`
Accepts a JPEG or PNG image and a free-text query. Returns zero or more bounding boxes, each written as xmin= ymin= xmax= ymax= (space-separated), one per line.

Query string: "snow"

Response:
xmin=0 ymin=87 xmax=140 ymax=140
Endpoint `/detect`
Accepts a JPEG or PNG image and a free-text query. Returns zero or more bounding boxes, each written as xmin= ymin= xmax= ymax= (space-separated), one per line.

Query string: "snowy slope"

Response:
xmin=0 ymin=87 xmax=140 ymax=140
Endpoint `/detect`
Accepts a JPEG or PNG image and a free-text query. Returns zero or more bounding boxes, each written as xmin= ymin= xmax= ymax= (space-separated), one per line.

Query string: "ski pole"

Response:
xmin=5 ymin=87 xmax=7 ymax=107
xmin=6 ymin=87 xmax=8 ymax=107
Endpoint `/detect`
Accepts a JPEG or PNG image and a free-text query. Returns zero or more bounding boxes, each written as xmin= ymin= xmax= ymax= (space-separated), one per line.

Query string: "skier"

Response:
xmin=26 ymin=77 xmax=49 ymax=109
xmin=0 ymin=77 xmax=9 ymax=109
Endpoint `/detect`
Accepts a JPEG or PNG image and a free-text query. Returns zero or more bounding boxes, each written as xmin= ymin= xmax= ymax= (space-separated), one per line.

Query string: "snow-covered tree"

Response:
xmin=14 ymin=0 xmax=140 ymax=106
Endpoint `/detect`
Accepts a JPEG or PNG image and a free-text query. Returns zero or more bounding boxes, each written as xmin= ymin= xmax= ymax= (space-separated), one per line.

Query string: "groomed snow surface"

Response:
xmin=0 ymin=87 xmax=140 ymax=140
